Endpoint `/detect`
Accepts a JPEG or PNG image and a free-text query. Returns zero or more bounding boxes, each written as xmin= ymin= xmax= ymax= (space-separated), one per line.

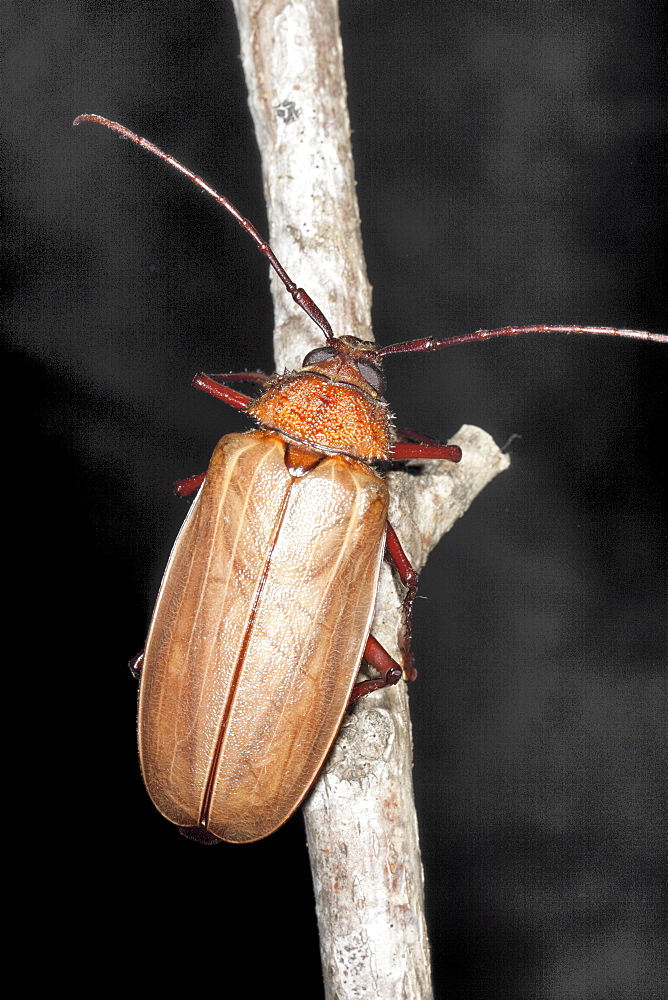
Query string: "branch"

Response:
xmin=232 ymin=0 xmax=372 ymax=373
xmin=232 ymin=2 xmax=509 ymax=996
xmin=305 ymin=425 xmax=509 ymax=998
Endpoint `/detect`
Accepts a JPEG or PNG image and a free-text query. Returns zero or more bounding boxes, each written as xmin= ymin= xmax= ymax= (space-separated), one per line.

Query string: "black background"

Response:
xmin=4 ymin=1 xmax=665 ymax=995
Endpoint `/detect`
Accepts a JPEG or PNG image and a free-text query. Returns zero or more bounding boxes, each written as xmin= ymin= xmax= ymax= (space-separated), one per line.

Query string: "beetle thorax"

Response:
xmin=246 ymin=363 xmax=392 ymax=462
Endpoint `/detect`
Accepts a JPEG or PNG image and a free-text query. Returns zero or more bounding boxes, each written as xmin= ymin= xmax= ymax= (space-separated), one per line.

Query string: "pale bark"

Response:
xmin=231 ymin=2 xmax=510 ymax=996
xmin=305 ymin=424 xmax=509 ymax=999
xmin=232 ymin=0 xmax=372 ymax=373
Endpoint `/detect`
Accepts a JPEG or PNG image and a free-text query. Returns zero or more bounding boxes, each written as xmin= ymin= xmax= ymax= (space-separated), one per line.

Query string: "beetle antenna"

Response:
xmin=73 ymin=114 xmax=336 ymax=345
xmin=377 ymin=325 xmax=667 ymax=357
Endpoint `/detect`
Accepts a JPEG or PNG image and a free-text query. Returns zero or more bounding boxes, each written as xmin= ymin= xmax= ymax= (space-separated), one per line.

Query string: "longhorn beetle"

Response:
xmin=74 ymin=114 xmax=666 ymax=844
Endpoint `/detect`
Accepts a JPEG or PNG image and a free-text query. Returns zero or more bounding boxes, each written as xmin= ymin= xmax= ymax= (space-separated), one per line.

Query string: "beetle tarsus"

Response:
xmin=349 ymin=635 xmax=405 ymax=705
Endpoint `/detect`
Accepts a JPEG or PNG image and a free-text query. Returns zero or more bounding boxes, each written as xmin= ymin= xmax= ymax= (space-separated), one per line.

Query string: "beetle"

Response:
xmin=73 ymin=114 xmax=666 ymax=844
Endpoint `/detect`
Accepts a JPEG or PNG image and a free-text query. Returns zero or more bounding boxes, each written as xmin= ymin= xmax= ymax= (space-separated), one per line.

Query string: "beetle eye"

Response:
xmin=355 ymin=360 xmax=386 ymax=395
xmin=302 ymin=347 xmax=338 ymax=367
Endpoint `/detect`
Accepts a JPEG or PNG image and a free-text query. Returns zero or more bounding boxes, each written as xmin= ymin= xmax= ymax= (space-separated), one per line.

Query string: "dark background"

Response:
xmin=4 ymin=1 xmax=665 ymax=995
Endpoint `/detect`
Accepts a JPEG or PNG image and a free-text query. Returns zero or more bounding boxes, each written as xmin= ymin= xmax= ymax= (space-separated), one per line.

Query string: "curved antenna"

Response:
xmin=377 ymin=325 xmax=667 ymax=357
xmin=73 ymin=114 xmax=335 ymax=345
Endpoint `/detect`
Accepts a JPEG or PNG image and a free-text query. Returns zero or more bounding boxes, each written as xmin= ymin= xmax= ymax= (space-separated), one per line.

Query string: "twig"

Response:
xmin=231 ymin=2 xmax=509 ymax=996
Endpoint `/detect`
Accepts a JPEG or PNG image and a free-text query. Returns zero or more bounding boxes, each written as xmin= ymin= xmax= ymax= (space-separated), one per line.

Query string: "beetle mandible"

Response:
xmin=73 ymin=114 xmax=666 ymax=845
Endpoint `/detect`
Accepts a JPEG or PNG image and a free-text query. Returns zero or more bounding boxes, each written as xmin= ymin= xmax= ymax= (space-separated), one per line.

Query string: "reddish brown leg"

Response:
xmin=385 ymin=523 xmax=419 ymax=681
xmin=129 ymin=650 xmax=144 ymax=680
xmin=349 ymin=635 xmax=403 ymax=704
xmin=192 ymin=373 xmax=253 ymax=409
xmin=178 ymin=372 xmax=269 ymax=496
xmin=174 ymin=471 xmax=206 ymax=497
xmin=386 ymin=435 xmax=456 ymax=666
xmin=390 ymin=439 xmax=462 ymax=461
xmin=349 ymin=523 xmax=421 ymax=705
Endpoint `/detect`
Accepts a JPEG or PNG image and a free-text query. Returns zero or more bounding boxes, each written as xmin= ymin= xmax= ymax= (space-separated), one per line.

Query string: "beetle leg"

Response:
xmin=385 ymin=522 xmax=419 ymax=681
xmin=129 ymin=650 xmax=144 ymax=681
xmin=174 ymin=471 xmax=206 ymax=497
xmin=390 ymin=440 xmax=462 ymax=461
xmin=391 ymin=427 xmax=462 ymax=462
xmin=350 ymin=635 xmax=404 ymax=704
xmin=177 ymin=373 xmax=273 ymax=495
xmin=176 ymin=373 xmax=274 ymax=496
xmin=192 ymin=373 xmax=253 ymax=410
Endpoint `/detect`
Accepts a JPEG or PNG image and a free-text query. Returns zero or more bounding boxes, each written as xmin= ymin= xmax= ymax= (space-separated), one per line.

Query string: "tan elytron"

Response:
xmin=139 ymin=432 xmax=389 ymax=843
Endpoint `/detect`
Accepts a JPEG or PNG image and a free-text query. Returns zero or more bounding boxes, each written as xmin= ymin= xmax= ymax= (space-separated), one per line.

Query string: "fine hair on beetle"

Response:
xmin=74 ymin=114 xmax=666 ymax=844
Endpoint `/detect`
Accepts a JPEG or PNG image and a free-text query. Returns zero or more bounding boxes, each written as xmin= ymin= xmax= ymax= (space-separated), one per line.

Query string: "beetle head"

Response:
xmin=301 ymin=337 xmax=387 ymax=400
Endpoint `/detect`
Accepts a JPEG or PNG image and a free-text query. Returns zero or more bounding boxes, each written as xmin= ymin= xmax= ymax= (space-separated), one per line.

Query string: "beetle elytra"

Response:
xmin=74 ymin=114 xmax=666 ymax=844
